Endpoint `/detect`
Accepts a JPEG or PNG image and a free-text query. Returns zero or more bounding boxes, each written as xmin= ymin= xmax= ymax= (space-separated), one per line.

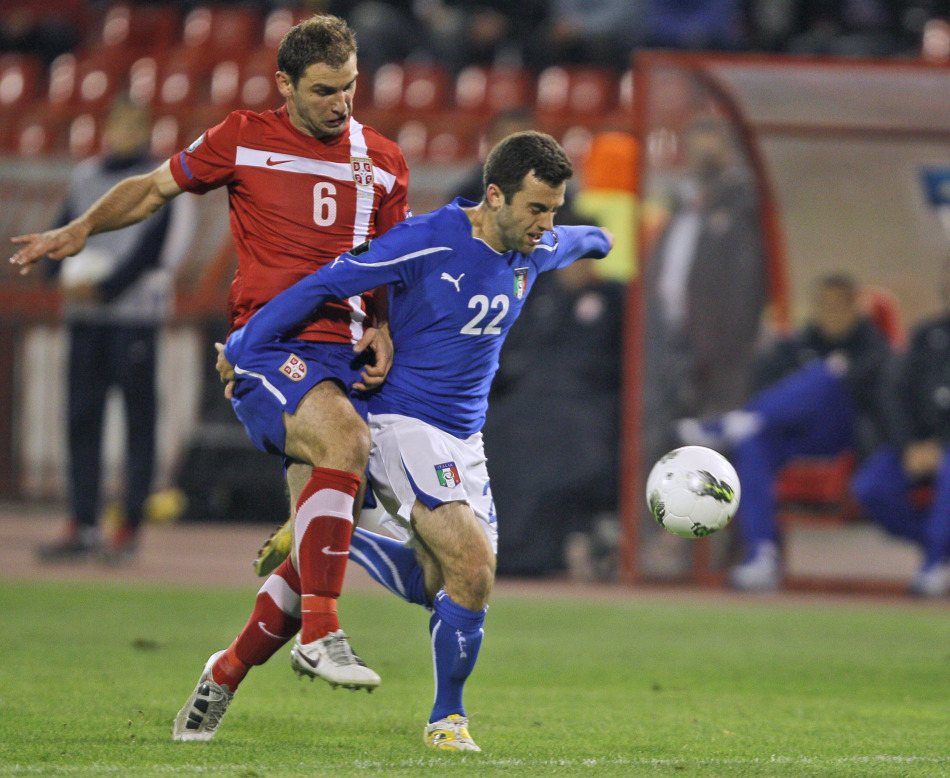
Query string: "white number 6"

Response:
xmin=313 ymin=182 xmax=337 ymax=226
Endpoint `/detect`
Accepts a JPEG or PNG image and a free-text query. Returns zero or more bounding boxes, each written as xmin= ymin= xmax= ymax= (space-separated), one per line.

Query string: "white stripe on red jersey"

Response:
xmin=169 ymin=106 xmax=410 ymax=344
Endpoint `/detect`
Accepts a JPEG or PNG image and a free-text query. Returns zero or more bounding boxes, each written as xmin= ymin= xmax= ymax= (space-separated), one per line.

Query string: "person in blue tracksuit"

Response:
xmin=851 ymin=268 xmax=950 ymax=597
xmin=678 ymin=273 xmax=891 ymax=590
xmin=216 ymin=131 xmax=613 ymax=749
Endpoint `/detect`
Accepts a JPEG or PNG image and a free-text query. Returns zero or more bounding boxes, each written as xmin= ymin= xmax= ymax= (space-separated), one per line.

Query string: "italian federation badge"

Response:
xmin=435 ymin=461 xmax=461 ymax=488
xmin=279 ymin=354 xmax=307 ymax=381
xmin=513 ymin=267 xmax=529 ymax=299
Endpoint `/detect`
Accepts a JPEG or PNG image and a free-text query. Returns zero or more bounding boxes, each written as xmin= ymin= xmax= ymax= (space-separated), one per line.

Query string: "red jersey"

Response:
xmin=168 ymin=107 xmax=410 ymax=343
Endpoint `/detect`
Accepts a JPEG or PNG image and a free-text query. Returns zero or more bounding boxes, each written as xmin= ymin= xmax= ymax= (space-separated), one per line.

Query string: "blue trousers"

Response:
xmin=733 ymin=360 xmax=854 ymax=551
xmin=851 ymin=447 xmax=950 ymax=567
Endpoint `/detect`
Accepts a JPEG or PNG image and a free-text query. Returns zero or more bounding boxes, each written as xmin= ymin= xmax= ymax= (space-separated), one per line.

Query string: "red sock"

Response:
xmin=211 ymin=558 xmax=302 ymax=690
xmin=294 ymin=467 xmax=360 ymax=643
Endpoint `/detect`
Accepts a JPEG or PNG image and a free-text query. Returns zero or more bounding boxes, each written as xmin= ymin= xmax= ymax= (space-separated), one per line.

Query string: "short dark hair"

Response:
xmin=482 ymin=131 xmax=573 ymax=202
xmin=817 ymin=273 xmax=858 ymax=300
xmin=277 ymin=14 xmax=357 ymax=87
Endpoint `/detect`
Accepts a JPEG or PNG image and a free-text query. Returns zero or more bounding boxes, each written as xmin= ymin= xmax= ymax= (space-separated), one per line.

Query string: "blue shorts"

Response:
xmin=230 ymin=339 xmax=372 ymax=457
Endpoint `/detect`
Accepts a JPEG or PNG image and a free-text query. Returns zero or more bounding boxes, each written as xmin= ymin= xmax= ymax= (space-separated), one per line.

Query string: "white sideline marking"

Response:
xmin=7 ymin=755 xmax=950 ymax=773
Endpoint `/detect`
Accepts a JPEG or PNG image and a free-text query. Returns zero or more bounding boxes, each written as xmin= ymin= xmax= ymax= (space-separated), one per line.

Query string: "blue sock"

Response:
xmin=429 ymin=590 xmax=486 ymax=723
xmin=349 ymin=526 xmax=428 ymax=606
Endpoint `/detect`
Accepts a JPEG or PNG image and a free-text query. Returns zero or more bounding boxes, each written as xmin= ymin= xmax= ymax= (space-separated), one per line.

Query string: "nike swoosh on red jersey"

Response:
xmin=266 ymin=156 xmax=293 ymax=166
xmin=322 ymin=546 xmax=349 ymax=556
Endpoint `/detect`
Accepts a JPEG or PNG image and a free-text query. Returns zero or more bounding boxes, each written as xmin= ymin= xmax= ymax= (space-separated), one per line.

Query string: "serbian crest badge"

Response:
xmin=279 ymin=354 xmax=307 ymax=381
xmin=351 ymin=157 xmax=374 ymax=187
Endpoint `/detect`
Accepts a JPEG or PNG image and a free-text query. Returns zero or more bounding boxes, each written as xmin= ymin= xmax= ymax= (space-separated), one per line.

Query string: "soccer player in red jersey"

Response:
xmin=10 ymin=15 xmax=410 ymax=735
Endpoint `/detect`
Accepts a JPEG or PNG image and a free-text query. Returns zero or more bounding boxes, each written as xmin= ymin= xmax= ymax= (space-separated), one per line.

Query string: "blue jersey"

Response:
xmin=225 ymin=198 xmax=611 ymax=437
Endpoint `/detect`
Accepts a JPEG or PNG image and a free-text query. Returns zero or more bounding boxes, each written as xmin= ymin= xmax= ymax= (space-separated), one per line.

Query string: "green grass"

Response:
xmin=0 ymin=580 xmax=948 ymax=777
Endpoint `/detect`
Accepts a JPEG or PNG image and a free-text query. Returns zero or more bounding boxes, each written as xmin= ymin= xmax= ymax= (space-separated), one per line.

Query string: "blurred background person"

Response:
xmin=485 ymin=257 xmax=625 ymax=578
xmin=851 ymin=260 xmax=950 ymax=597
xmin=524 ymin=0 xmax=644 ymax=71
xmin=35 ymin=98 xmax=181 ymax=564
xmin=639 ymin=115 xmax=767 ymax=575
xmin=679 ymin=274 xmax=892 ymax=590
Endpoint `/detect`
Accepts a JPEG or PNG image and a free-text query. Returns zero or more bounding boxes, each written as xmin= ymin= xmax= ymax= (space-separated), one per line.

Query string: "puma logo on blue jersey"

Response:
xmin=440 ymin=272 xmax=464 ymax=292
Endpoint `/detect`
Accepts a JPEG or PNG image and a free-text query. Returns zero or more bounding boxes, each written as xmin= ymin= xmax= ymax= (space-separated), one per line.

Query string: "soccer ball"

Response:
xmin=645 ymin=446 xmax=740 ymax=538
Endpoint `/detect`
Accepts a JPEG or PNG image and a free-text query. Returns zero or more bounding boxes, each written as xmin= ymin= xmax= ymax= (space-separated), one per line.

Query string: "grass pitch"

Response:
xmin=0 ymin=579 xmax=948 ymax=777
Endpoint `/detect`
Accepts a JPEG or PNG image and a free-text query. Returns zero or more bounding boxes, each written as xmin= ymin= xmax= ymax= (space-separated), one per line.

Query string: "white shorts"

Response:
xmin=367 ymin=413 xmax=498 ymax=553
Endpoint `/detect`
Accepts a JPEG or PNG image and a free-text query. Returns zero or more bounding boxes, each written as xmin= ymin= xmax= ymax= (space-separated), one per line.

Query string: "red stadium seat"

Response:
xmin=238 ymin=47 xmax=282 ymax=112
xmin=0 ymin=54 xmax=43 ymax=111
xmin=181 ymin=6 xmax=262 ymax=61
xmin=535 ymin=66 xmax=618 ymax=117
xmin=150 ymin=113 xmax=185 ymax=158
xmin=153 ymin=50 xmax=210 ymax=111
xmin=47 ymin=53 xmax=78 ymax=110
xmin=454 ymin=65 xmax=534 ymax=113
xmin=67 ymin=113 xmax=100 ymax=159
xmin=99 ymin=3 xmax=179 ymax=57
xmin=262 ymin=7 xmax=312 ymax=50
xmin=128 ymin=56 xmax=160 ymax=107
xmin=372 ymin=63 xmax=450 ymax=115
xmin=71 ymin=52 xmax=126 ymax=114
xmin=14 ymin=112 xmax=69 ymax=156
xmin=209 ymin=59 xmax=242 ymax=111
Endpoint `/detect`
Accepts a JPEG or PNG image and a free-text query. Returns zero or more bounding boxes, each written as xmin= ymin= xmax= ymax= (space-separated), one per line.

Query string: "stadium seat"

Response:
xmin=454 ymin=65 xmax=534 ymax=113
xmin=237 ymin=47 xmax=282 ymax=112
xmin=98 ymin=3 xmax=179 ymax=57
xmin=372 ymin=63 xmax=450 ymax=115
xmin=71 ymin=52 xmax=127 ymax=114
xmin=128 ymin=56 xmax=159 ymax=107
xmin=150 ymin=113 xmax=184 ymax=158
xmin=181 ymin=6 xmax=262 ymax=62
xmin=262 ymin=7 xmax=312 ymax=50
xmin=209 ymin=59 xmax=242 ymax=111
xmin=13 ymin=112 xmax=68 ymax=156
xmin=535 ymin=66 xmax=618 ymax=117
xmin=0 ymin=54 xmax=43 ymax=112
xmin=46 ymin=53 xmax=78 ymax=110
xmin=67 ymin=113 xmax=99 ymax=159
xmin=153 ymin=50 xmax=210 ymax=111
xmin=394 ymin=116 xmax=480 ymax=163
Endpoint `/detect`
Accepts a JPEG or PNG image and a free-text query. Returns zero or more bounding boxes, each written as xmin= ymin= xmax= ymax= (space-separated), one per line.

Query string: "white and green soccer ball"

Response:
xmin=646 ymin=446 xmax=740 ymax=538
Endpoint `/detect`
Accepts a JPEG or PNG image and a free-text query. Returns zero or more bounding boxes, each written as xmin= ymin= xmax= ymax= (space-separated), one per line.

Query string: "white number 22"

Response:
xmin=460 ymin=294 xmax=509 ymax=335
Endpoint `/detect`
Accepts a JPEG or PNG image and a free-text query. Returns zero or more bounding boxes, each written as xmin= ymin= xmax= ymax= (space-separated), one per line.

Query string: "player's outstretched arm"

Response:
xmin=555 ymin=225 xmax=614 ymax=266
xmin=225 ymin=233 xmax=421 ymax=365
xmin=9 ymin=160 xmax=182 ymax=275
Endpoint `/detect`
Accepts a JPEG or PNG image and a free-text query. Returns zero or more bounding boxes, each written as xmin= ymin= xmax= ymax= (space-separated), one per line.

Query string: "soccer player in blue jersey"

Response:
xmin=216 ymin=131 xmax=613 ymax=750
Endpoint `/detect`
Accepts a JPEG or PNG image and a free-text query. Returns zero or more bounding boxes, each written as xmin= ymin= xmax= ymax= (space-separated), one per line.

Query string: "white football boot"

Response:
xmin=290 ymin=630 xmax=380 ymax=691
xmin=172 ymin=651 xmax=234 ymax=741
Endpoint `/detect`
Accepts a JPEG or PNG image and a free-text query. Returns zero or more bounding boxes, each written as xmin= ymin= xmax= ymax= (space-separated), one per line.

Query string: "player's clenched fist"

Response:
xmin=9 ymin=220 xmax=91 ymax=275
xmin=214 ymin=342 xmax=236 ymax=400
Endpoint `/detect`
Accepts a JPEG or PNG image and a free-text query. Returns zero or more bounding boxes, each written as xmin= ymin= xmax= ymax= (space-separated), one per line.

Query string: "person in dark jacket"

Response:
xmin=678 ymin=273 xmax=892 ymax=590
xmin=36 ymin=98 xmax=178 ymax=564
xmin=851 ymin=265 xmax=950 ymax=596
